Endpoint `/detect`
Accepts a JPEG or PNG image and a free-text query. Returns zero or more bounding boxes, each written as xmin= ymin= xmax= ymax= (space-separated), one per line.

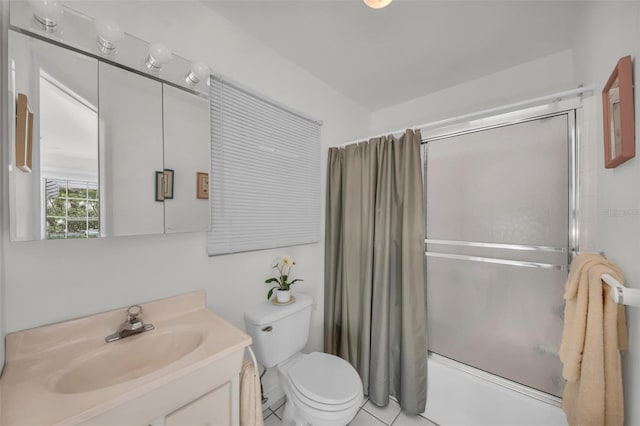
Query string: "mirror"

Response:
xmin=9 ymin=30 xmax=99 ymax=241
xmin=8 ymin=30 xmax=210 ymax=241
xmin=163 ymin=85 xmax=210 ymax=233
xmin=98 ymin=62 xmax=164 ymax=236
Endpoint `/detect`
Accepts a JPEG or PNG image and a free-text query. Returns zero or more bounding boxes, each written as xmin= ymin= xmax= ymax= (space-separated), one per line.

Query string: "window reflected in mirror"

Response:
xmin=45 ymin=179 xmax=99 ymax=239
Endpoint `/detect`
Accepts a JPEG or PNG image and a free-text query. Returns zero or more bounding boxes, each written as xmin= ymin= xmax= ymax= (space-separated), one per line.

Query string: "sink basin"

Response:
xmin=51 ymin=330 xmax=204 ymax=394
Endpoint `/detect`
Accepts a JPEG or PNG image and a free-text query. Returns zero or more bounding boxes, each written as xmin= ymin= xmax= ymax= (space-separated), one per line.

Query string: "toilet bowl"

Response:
xmin=244 ymin=293 xmax=363 ymax=426
xmin=278 ymin=352 xmax=363 ymax=426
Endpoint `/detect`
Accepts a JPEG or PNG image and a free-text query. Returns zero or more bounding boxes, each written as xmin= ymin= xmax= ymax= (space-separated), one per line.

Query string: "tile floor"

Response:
xmin=263 ymin=397 xmax=438 ymax=426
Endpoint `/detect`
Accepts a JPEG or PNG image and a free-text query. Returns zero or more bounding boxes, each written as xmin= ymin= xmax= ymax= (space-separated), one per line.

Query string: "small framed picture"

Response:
xmin=163 ymin=169 xmax=174 ymax=199
xmin=197 ymin=172 xmax=209 ymax=199
xmin=155 ymin=171 xmax=165 ymax=201
xmin=15 ymin=93 xmax=33 ymax=173
xmin=602 ymin=55 xmax=635 ymax=168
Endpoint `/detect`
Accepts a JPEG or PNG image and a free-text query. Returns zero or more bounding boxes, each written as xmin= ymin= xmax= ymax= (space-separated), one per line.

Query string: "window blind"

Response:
xmin=208 ymin=75 xmax=322 ymax=256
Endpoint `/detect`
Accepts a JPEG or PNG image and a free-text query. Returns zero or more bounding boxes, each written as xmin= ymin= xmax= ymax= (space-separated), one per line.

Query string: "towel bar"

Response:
xmin=601 ymin=274 xmax=640 ymax=307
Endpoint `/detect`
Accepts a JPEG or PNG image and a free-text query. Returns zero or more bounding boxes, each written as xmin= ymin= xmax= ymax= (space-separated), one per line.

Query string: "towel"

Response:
xmin=239 ymin=360 xmax=264 ymax=426
xmin=559 ymin=253 xmax=628 ymax=426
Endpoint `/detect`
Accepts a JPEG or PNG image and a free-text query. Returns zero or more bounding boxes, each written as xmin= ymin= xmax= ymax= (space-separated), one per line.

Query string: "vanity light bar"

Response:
xmin=16 ymin=1 xmax=210 ymax=95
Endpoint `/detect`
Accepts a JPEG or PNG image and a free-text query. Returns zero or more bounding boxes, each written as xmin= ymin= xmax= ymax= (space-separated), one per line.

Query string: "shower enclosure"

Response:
xmin=423 ymin=102 xmax=579 ymax=420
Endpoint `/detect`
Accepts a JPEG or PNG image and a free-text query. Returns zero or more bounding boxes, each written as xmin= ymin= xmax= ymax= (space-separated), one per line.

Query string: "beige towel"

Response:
xmin=239 ymin=360 xmax=264 ymax=426
xmin=559 ymin=253 xmax=628 ymax=426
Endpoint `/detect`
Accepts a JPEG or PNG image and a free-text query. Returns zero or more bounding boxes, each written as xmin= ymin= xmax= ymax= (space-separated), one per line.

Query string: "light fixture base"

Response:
xmin=145 ymin=56 xmax=162 ymax=72
xmin=185 ymin=71 xmax=200 ymax=86
xmin=33 ymin=14 xmax=58 ymax=32
xmin=97 ymin=36 xmax=116 ymax=54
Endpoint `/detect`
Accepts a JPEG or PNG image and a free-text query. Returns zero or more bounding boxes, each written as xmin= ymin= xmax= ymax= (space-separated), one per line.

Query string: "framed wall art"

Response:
xmin=155 ymin=171 xmax=165 ymax=201
xmin=196 ymin=172 xmax=209 ymax=199
xmin=15 ymin=93 xmax=33 ymax=173
xmin=603 ymin=55 xmax=635 ymax=168
xmin=163 ymin=169 xmax=174 ymax=199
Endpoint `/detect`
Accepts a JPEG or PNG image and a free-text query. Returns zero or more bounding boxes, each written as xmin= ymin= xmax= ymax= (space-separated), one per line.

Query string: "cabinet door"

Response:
xmin=163 ymin=84 xmax=210 ymax=234
xmin=98 ymin=62 xmax=164 ymax=237
xmin=165 ymin=382 xmax=231 ymax=426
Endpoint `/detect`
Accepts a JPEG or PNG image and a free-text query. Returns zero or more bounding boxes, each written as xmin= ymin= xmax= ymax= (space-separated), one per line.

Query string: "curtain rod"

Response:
xmin=333 ymin=85 xmax=595 ymax=148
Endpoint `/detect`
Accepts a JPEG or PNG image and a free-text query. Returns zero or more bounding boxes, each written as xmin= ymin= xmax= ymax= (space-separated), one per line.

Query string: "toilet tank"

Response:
xmin=244 ymin=293 xmax=313 ymax=368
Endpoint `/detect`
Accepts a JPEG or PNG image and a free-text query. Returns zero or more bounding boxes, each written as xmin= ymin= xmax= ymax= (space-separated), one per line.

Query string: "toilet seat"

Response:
xmin=286 ymin=352 xmax=362 ymax=412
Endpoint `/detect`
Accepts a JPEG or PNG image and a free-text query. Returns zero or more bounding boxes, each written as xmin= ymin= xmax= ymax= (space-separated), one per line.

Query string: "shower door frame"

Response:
xmin=421 ymin=98 xmax=583 ymax=407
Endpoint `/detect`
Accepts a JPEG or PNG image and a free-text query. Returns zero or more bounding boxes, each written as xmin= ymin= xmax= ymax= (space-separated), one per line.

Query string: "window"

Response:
xmin=45 ymin=179 xmax=99 ymax=239
xmin=207 ymin=75 xmax=322 ymax=255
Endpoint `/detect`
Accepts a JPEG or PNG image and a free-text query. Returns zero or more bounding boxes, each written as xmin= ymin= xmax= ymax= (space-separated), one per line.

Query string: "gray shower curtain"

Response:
xmin=324 ymin=129 xmax=427 ymax=415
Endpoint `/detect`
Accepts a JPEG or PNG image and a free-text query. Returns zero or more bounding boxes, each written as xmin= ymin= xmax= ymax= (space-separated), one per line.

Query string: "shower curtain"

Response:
xmin=324 ymin=129 xmax=427 ymax=415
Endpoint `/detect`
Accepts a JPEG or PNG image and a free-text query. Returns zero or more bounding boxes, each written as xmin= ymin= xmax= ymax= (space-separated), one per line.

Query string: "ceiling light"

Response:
xmin=363 ymin=0 xmax=393 ymax=9
xmin=28 ymin=0 xmax=64 ymax=32
xmin=185 ymin=61 xmax=210 ymax=86
xmin=95 ymin=18 xmax=124 ymax=54
xmin=145 ymin=42 xmax=172 ymax=71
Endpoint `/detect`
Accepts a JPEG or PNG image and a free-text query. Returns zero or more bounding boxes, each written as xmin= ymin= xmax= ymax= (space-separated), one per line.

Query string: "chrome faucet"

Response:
xmin=105 ymin=305 xmax=155 ymax=343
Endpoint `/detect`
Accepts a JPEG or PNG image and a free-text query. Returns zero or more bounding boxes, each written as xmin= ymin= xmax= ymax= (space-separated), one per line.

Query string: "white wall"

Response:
xmin=369 ymin=49 xmax=576 ymax=135
xmin=0 ymin=0 xmax=8 ymax=373
xmin=3 ymin=0 xmax=369 ymax=365
xmin=572 ymin=3 xmax=640 ymax=425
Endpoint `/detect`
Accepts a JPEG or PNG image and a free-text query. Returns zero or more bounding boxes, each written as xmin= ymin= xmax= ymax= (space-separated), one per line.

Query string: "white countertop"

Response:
xmin=0 ymin=291 xmax=251 ymax=425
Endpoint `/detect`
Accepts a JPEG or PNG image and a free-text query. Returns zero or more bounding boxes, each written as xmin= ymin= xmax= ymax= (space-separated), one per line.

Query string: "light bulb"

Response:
xmin=145 ymin=42 xmax=172 ymax=71
xmin=95 ymin=18 xmax=124 ymax=54
xmin=185 ymin=61 xmax=209 ymax=86
xmin=28 ymin=0 xmax=64 ymax=32
xmin=363 ymin=0 xmax=393 ymax=9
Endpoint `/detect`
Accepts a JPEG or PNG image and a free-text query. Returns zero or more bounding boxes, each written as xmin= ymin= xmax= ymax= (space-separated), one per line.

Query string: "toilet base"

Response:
xmin=275 ymin=352 xmax=363 ymax=426
xmin=281 ymin=399 xmax=359 ymax=426
xmin=281 ymin=400 xmax=308 ymax=426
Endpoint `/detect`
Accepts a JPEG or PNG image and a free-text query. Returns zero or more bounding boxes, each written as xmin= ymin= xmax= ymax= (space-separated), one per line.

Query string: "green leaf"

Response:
xmin=265 ymin=278 xmax=280 ymax=284
xmin=288 ymin=279 xmax=303 ymax=285
xmin=267 ymin=287 xmax=277 ymax=300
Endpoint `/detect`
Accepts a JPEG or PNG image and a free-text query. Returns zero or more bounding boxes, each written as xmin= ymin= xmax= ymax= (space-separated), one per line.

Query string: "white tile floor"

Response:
xmin=262 ymin=397 xmax=438 ymax=426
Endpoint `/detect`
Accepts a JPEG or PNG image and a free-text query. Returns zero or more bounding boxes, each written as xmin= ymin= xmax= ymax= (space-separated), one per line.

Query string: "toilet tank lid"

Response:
xmin=245 ymin=293 xmax=313 ymax=326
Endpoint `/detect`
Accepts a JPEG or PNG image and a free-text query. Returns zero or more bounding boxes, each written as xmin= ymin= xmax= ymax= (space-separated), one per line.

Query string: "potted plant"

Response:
xmin=265 ymin=255 xmax=303 ymax=303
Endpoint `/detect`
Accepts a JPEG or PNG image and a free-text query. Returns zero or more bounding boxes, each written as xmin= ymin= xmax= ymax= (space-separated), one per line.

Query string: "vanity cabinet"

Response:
xmin=165 ymin=382 xmax=232 ymax=426
xmin=77 ymin=351 xmax=241 ymax=426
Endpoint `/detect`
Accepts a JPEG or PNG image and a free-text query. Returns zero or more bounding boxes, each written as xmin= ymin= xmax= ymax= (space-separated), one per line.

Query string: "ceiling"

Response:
xmin=203 ymin=0 xmax=583 ymax=111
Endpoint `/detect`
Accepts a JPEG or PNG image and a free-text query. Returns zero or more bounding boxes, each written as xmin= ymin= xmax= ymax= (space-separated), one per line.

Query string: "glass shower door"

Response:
xmin=425 ymin=113 xmax=572 ymax=397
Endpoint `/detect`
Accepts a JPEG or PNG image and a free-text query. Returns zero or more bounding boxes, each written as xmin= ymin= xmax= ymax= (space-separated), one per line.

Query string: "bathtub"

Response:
xmin=423 ymin=354 xmax=567 ymax=426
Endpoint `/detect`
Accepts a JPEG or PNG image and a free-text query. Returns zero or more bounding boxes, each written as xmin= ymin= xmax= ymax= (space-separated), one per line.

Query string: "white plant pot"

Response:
xmin=276 ymin=290 xmax=291 ymax=303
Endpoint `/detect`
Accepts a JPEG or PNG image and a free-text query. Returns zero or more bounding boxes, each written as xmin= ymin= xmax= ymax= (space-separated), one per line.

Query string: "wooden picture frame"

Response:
xmin=163 ymin=169 xmax=174 ymax=199
xmin=603 ymin=55 xmax=635 ymax=168
xmin=15 ymin=93 xmax=34 ymax=173
xmin=155 ymin=171 xmax=165 ymax=201
xmin=196 ymin=172 xmax=209 ymax=199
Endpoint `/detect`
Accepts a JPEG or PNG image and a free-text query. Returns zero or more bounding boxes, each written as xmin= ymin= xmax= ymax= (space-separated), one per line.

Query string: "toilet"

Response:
xmin=244 ymin=293 xmax=363 ymax=426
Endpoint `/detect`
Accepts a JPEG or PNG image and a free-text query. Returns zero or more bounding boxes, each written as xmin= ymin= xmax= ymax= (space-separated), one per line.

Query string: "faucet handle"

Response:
xmin=127 ymin=305 xmax=143 ymax=323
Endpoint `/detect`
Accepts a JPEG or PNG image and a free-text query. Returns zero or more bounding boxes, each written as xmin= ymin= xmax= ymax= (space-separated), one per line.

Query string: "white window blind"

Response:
xmin=208 ymin=75 xmax=322 ymax=256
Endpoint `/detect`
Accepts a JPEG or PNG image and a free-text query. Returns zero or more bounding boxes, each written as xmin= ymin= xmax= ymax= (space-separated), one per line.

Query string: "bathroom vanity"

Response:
xmin=0 ymin=291 xmax=251 ymax=425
